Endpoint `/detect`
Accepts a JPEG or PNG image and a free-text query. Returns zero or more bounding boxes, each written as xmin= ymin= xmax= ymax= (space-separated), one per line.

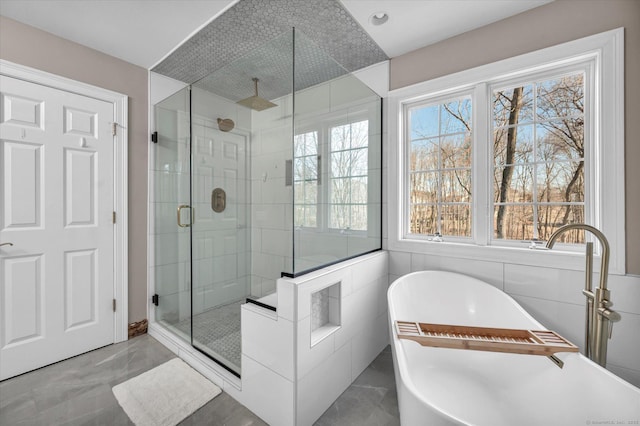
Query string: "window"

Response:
xmin=293 ymin=116 xmax=371 ymax=232
xmin=405 ymin=70 xmax=588 ymax=245
xmin=294 ymin=131 xmax=319 ymax=228
xmin=389 ymin=29 xmax=625 ymax=274
xmin=408 ymin=96 xmax=472 ymax=238
xmin=492 ymin=73 xmax=585 ymax=243
xmin=329 ymin=120 xmax=369 ymax=231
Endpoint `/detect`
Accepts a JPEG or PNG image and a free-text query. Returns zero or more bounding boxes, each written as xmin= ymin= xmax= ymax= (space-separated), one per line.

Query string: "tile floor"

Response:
xmin=0 ymin=334 xmax=399 ymax=426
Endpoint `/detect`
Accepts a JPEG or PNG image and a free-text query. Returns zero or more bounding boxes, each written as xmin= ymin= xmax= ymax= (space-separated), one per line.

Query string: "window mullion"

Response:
xmin=531 ymin=82 xmax=539 ymax=240
xmin=473 ymin=82 xmax=490 ymax=246
xmin=436 ymin=105 xmax=442 ymax=235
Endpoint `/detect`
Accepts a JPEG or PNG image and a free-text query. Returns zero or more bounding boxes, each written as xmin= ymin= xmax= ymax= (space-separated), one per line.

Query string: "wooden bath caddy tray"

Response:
xmin=395 ymin=321 xmax=579 ymax=356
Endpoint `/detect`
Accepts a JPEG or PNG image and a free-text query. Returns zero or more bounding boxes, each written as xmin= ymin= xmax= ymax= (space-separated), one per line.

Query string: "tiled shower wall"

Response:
xmin=249 ymin=94 xmax=294 ymax=297
xmin=249 ymin=74 xmax=382 ymax=297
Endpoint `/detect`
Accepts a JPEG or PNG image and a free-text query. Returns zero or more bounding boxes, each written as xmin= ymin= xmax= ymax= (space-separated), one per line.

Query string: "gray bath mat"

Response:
xmin=112 ymin=358 xmax=221 ymax=426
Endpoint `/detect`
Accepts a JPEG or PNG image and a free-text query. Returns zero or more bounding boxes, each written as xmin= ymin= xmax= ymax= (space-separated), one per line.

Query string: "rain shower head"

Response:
xmin=236 ymin=78 xmax=277 ymax=111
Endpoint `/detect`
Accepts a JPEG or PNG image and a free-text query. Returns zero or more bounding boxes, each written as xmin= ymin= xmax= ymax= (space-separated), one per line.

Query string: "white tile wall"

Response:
xmin=236 ymin=354 xmax=295 ymax=426
xmin=296 ymin=343 xmax=352 ymax=426
xmin=334 ymin=282 xmax=380 ymax=350
xmin=297 ymin=314 xmax=337 ymax=379
xmin=505 ymin=264 xmax=585 ymax=304
xmin=351 ymin=311 xmax=389 ymax=381
xmin=607 ymin=311 xmax=640 ymax=372
xmin=607 ymin=274 xmax=640 ymax=314
xmin=350 ymin=252 xmax=388 ymax=292
xmin=421 ymin=254 xmax=504 ymax=290
xmin=389 ymin=251 xmax=411 ymax=276
xmin=297 ymin=252 xmax=388 ymax=421
xmin=295 ymin=84 xmax=331 ymax=116
xmin=511 ymin=294 xmax=586 ymax=348
xmin=250 ymin=102 xmax=291 ymax=291
xmin=242 ymin=304 xmax=295 ymax=380
xmin=235 ymin=251 xmax=389 ymax=425
xmin=277 ymin=279 xmax=296 ymax=322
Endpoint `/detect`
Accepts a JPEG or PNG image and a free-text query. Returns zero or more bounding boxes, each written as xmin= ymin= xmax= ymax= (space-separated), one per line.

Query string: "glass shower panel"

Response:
xmin=152 ymin=87 xmax=192 ymax=343
xmin=187 ymin=87 xmax=251 ymax=375
xmin=151 ymin=27 xmax=382 ymax=377
xmin=292 ymin=31 xmax=382 ymax=275
xmin=188 ymin=30 xmax=294 ymax=375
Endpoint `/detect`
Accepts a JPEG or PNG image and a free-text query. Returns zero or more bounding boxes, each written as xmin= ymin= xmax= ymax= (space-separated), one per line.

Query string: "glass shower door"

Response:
xmin=152 ymin=87 xmax=192 ymax=343
xmin=188 ymin=87 xmax=250 ymax=376
xmin=153 ymin=86 xmax=248 ymax=376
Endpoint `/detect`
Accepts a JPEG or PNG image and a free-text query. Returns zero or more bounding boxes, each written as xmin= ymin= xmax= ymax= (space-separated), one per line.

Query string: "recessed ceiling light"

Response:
xmin=370 ymin=11 xmax=388 ymax=26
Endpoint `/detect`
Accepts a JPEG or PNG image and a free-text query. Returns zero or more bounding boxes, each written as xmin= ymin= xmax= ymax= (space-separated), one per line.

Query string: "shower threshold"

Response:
xmin=160 ymin=300 xmax=242 ymax=376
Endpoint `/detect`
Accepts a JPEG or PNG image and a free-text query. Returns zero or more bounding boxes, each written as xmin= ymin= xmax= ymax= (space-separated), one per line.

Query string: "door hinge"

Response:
xmin=151 ymin=131 xmax=158 ymax=143
xmin=112 ymin=211 xmax=116 ymax=224
xmin=152 ymin=294 xmax=159 ymax=306
xmin=113 ymin=298 xmax=116 ymax=312
xmin=112 ymin=122 xmax=117 ymax=136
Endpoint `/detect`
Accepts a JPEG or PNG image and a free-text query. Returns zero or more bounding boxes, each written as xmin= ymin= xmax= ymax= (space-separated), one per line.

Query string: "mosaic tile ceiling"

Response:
xmin=152 ymin=0 xmax=388 ymax=102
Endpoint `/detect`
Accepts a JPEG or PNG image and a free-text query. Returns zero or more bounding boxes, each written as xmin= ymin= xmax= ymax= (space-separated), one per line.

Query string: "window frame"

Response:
xmin=294 ymin=106 xmax=376 ymax=237
xmin=293 ymin=128 xmax=321 ymax=229
xmin=487 ymin=63 xmax=592 ymax=246
xmin=404 ymin=89 xmax=475 ymax=243
xmin=387 ymin=28 xmax=625 ymax=274
xmin=327 ymin=118 xmax=370 ymax=232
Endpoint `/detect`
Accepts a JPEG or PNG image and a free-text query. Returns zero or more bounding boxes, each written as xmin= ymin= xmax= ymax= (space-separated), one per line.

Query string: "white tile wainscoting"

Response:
xmin=388 ymin=250 xmax=640 ymax=387
xmin=241 ymin=251 xmax=389 ymax=425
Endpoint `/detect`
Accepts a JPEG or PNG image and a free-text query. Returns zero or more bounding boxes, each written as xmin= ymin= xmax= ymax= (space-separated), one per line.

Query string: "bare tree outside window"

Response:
xmin=293 ymin=131 xmax=318 ymax=228
xmin=329 ymin=120 xmax=369 ymax=230
xmin=493 ymin=73 xmax=585 ymax=243
xmin=408 ymin=97 xmax=472 ymax=237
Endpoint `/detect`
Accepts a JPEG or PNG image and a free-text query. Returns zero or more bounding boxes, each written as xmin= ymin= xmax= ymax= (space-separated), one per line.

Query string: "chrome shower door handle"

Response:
xmin=177 ymin=205 xmax=194 ymax=228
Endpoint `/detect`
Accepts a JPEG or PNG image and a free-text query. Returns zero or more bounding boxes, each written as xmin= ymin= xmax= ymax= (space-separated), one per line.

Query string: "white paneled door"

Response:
xmin=0 ymin=75 xmax=114 ymax=380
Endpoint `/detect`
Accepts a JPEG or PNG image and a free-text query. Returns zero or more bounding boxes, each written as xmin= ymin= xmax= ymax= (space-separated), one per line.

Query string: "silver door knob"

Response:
xmin=0 ymin=242 xmax=13 ymax=247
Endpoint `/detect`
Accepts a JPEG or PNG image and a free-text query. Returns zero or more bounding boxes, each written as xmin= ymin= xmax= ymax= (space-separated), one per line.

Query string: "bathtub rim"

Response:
xmin=387 ymin=270 xmax=640 ymax=425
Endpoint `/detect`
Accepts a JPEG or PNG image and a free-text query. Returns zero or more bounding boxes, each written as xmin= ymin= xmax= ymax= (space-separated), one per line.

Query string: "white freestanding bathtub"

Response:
xmin=388 ymin=271 xmax=640 ymax=426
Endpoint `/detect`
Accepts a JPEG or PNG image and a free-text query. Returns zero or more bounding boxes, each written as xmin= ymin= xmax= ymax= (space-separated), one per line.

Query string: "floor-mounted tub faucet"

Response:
xmin=545 ymin=223 xmax=620 ymax=368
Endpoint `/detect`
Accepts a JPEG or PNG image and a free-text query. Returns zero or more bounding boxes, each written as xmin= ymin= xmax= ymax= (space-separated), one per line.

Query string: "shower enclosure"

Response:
xmin=150 ymin=29 xmax=382 ymax=376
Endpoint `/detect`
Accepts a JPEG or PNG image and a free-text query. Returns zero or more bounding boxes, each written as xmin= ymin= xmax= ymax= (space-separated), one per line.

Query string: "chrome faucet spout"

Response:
xmin=546 ymin=223 xmax=610 ymax=291
xmin=544 ymin=223 xmax=618 ymax=368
